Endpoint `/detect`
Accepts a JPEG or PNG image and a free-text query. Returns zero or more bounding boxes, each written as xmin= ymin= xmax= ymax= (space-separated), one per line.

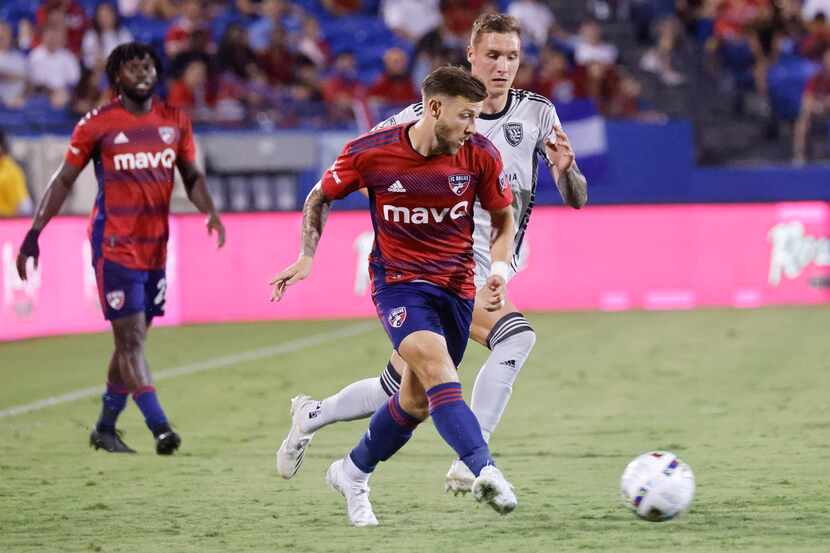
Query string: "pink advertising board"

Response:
xmin=2 ymin=203 xmax=828 ymax=341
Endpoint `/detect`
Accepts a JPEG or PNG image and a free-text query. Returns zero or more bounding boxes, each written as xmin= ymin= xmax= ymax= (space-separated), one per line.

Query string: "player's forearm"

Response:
xmin=488 ymin=207 xmax=514 ymax=264
xmin=185 ymin=177 xmax=219 ymax=216
xmin=30 ymin=171 xmax=74 ymax=232
xmin=300 ymin=183 xmax=332 ymax=258
xmin=553 ymin=161 xmax=588 ymax=209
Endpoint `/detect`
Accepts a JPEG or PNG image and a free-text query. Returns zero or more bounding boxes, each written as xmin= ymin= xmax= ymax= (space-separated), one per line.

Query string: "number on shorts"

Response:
xmin=154 ymin=278 xmax=167 ymax=306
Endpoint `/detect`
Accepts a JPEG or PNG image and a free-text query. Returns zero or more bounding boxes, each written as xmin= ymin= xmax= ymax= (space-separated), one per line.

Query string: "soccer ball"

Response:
xmin=620 ymin=451 xmax=695 ymax=521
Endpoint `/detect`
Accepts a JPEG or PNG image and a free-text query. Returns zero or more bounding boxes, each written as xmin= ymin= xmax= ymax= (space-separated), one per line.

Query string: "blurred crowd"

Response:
xmin=0 ymin=0 xmax=828 ymax=158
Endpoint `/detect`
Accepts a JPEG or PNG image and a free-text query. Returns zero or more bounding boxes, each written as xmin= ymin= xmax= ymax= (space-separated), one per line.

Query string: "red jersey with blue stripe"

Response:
xmin=65 ymin=97 xmax=196 ymax=270
xmin=321 ymin=123 xmax=512 ymax=299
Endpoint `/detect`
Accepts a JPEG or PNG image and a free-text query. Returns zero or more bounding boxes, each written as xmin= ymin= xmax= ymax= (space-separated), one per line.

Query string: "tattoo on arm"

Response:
xmin=301 ymin=185 xmax=332 ymax=257
xmin=556 ymin=161 xmax=588 ymax=209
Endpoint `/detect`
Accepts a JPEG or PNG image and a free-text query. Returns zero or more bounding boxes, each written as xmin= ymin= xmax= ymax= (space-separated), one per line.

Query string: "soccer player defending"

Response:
xmin=276 ymin=14 xmax=588 ymax=492
xmin=15 ymin=43 xmax=225 ymax=455
xmin=271 ymin=66 xmax=517 ymax=525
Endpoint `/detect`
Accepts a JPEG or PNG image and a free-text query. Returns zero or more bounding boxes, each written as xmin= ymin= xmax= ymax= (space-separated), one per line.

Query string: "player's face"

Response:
xmin=467 ymin=32 xmax=521 ymax=96
xmin=432 ymin=95 xmax=483 ymax=155
xmin=118 ymin=54 xmax=158 ymax=102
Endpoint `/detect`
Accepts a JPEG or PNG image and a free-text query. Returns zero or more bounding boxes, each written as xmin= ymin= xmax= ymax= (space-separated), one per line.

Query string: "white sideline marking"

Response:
xmin=0 ymin=322 xmax=376 ymax=420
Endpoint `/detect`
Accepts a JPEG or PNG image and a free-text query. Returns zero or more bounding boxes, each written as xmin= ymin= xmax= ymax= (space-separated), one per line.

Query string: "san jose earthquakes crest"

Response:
xmin=388 ymin=307 xmax=407 ymax=328
xmin=503 ymin=122 xmax=523 ymax=147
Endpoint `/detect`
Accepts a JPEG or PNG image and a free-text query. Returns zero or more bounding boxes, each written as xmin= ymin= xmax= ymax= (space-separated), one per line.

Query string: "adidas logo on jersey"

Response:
xmin=113 ymin=132 xmax=129 ymax=144
xmin=387 ymin=180 xmax=407 ymax=193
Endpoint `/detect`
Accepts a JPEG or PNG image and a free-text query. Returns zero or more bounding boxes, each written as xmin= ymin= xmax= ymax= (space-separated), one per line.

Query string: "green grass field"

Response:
xmin=2 ymin=307 xmax=829 ymax=552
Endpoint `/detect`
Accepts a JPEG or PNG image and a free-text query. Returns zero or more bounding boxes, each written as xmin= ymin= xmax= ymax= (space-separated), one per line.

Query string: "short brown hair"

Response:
xmin=421 ymin=66 xmax=487 ymax=102
xmin=470 ymin=13 xmax=521 ymax=46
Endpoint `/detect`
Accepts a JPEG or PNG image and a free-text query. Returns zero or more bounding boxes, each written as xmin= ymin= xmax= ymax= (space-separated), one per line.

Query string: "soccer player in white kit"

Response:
xmin=276 ymin=13 xmax=588 ymax=492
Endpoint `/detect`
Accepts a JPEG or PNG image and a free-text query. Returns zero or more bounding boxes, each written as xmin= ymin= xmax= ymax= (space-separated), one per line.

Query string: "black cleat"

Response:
xmin=155 ymin=430 xmax=181 ymax=455
xmin=90 ymin=428 xmax=136 ymax=453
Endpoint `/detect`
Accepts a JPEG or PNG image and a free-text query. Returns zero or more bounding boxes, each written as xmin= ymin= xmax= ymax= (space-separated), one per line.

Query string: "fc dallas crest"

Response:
xmin=106 ymin=290 xmax=125 ymax=310
xmin=159 ymin=126 xmax=176 ymax=144
xmin=448 ymin=174 xmax=471 ymax=196
xmin=388 ymin=306 xmax=407 ymax=328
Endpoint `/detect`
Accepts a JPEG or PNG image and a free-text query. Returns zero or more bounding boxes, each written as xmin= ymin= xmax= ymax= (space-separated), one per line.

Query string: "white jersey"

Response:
xmin=376 ymin=89 xmax=561 ymax=286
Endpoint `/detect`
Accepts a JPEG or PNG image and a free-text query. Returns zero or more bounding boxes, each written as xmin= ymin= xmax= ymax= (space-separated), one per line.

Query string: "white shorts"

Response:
xmin=472 ymin=203 xmax=529 ymax=289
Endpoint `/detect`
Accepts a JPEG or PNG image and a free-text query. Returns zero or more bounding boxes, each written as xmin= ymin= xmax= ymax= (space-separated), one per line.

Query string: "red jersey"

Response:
xmin=65 ymin=98 xmax=196 ymax=270
xmin=805 ymin=71 xmax=830 ymax=100
xmin=321 ymin=123 xmax=512 ymax=299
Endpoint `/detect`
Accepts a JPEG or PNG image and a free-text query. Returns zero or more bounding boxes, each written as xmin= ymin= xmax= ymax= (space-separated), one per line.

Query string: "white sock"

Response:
xmin=302 ymin=377 xmax=390 ymax=433
xmin=343 ymin=453 xmax=371 ymax=482
xmin=471 ymin=315 xmax=536 ymax=443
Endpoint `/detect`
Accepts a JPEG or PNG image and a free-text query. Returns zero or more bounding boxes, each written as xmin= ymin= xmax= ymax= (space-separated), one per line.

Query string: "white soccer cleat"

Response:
xmin=445 ymin=459 xmax=476 ymax=495
xmin=326 ymin=458 xmax=379 ymax=527
xmin=472 ymin=465 xmax=518 ymax=515
xmin=275 ymin=395 xmax=317 ymax=479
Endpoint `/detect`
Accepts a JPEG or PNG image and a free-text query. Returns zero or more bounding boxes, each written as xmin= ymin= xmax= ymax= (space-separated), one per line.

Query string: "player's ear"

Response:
xmin=466 ymin=45 xmax=474 ymax=64
xmin=427 ymin=97 xmax=442 ymax=119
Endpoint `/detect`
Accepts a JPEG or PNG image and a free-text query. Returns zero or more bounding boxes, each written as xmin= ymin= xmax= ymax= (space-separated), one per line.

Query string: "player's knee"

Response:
xmin=398 ymin=392 xmax=428 ymax=420
xmin=487 ymin=312 xmax=536 ymax=357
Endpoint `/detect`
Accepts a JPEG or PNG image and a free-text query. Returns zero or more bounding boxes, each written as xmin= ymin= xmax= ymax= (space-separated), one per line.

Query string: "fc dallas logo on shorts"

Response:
xmin=388 ymin=306 xmax=407 ymax=328
xmin=448 ymin=174 xmax=471 ymax=196
xmin=106 ymin=290 xmax=125 ymax=310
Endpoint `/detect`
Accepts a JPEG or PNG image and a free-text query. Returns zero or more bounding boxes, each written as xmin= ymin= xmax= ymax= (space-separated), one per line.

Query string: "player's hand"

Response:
xmin=207 ymin=213 xmax=226 ymax=248
xmin=16 ymin=229 xmax=40 ymax=281
xmin=544 ymin=126 xmax=575 ymax=174
xmin=269 ymin=255 xmax=313 ymax=302
xmin=482 ymin=274 xmax=506 ymax=312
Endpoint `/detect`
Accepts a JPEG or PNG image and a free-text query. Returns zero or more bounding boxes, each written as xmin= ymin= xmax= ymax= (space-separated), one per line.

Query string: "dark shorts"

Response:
xmin=95 ymin=258 xmax=166 ymax=322
xmin=373 ymin=281 xmax=474 ymax=368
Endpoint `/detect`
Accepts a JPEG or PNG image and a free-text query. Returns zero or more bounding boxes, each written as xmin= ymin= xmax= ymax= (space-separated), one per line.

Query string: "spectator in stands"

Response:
xmin=217 ymin=22 xmax=258 ymax=80
xmin=322 ymin=0 xmax=362 ymax=16
xmin=169 ymin=27 xmax=215 ymax=81
xmin=367 ymin=47 xmax=418 ymax=106
xmin=165 ymin=0 xmax=211 ymax=59
xmin=640 ymin=16 xmax=688 ymax=86
xmin=322 ymin=51 xmax=364 ymax=126
xmin=793 ymin=49 xmax=830 ymax=163
xmin=135 ymin=0 xmax=178 ymax=19
xmin=533 ymin=48 xmax=588 ymax=103
xmin=249 ymin=0 xmax=302 ymax=52
xmin=35 ymin=0 xmax=87 ymax=56
xmin=258 ymin=24 xmax=298 ymax=86
xmin=0 ymin=22 xmax=27 ymax=109
xmin=507 ymin=0 xmax=556 ymax=49
xmin=296 ymin=16 xmax=331 ymax=69
xmin=28 ymin=24 xmax=81 ymax=109
xmin=705 ymin=0 xmax=771 ymax=111
xmin=381 ymin=0 xmax=442 ymax=43
xmin=799 ymin=13 xmax=830 ymax=61
xmin=574 ymin=20 xmax=618 ymax=66
xmin=803 ymin=0 xmax=830 ymax=21
xmin=0 ymin=130 xmax=32 ymax=217
xmin=82 ymin=2 xmax=133 ymax=71
xmin=71 ymin=68 xmax=105 ymax=116
xmin=168 ymin=58 xmax=215 ymax=122
xmin=413 ymin=1 xmax=476 ymax=85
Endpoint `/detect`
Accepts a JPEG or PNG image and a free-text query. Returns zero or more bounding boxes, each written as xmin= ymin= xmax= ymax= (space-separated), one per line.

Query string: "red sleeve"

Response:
xmin=805 ymin=75 xmax=817 ymax=96
xmin=475 ymin=143 xmax=513 ymax=211
xmin=177 ymin=109 xmax=197 ymax=163
xmin=320 ymin=146 xmax=364 ymax=200
xmin=64 ymin=113 xmax=100 ymax=168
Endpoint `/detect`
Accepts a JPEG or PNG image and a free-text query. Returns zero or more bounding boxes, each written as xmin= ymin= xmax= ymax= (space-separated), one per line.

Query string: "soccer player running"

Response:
xmin=276 ymin=14 xmax=588 ymax=493
xmin=15 ymin=43 xmax=225 ymax=455
xmin=271 ymin=66 xmax=517 ymax=525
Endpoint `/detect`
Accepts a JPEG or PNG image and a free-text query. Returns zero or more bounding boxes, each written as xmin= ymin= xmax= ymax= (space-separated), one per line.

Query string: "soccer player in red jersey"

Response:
xmin=270 ymin=67 xmax=517 ymax=525
xmin=16 ymin=43 xmax=225 ymax=455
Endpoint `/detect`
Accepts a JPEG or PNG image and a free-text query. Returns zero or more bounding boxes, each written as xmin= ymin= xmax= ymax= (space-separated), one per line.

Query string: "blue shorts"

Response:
xmin=374 ymin=281 xmax=474 ymax=368
xmin=95 ymin=258 xmax=166 ymax=322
